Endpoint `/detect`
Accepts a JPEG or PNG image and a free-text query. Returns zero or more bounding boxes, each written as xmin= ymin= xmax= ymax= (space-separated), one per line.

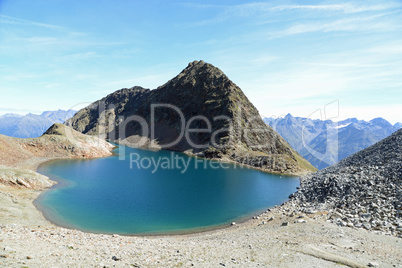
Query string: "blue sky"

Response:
xmin=0 ymin=0 xmax=401 ymax=123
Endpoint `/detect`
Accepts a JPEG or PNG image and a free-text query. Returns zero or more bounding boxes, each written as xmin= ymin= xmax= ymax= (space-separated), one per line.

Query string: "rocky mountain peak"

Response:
xmin=42 ymin=123 xmax=71 ymax=136
xmin=2 ymin=113 xmax=23 ymax=118
xmin=67 ymin=61 xmax=317 ymax=175
xmin=160 ymin=60 xmax=230 ymax=93
xmin=369 ymin=117 xmax=393 ymax=128
xmin=188 ymin=59 xmax=205 ymax=68
xmin=184 ymin=60 xmax=218 ymax=75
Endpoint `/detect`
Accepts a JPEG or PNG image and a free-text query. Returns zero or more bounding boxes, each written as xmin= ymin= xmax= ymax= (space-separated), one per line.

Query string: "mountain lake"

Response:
xmin=36 ymin=145 xmax=299 ymax=235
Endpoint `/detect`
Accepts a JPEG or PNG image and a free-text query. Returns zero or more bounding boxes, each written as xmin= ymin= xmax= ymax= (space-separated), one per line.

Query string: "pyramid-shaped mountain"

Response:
xmin=67 ymin=60 xmax=315 ymax=175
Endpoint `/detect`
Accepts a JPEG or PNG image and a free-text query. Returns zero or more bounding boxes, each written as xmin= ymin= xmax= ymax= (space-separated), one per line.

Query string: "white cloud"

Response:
xmin=300 ymin=62 xmax=388 ymax=68
xmin=268 ymin=12 xmax=400 ymax=38
xmin=24 ymin=37 xmax=61 ymax=46
xmin=249 ymin=55 xmax=278 ymax=66
xmin=366 ymin=41 xmax=402 ymax=55
xmin=57 ymin=52 xmax=101 ymax=62
xmin=0 ymin=14 xmax=63 ymax=30
xmin=40 ymin=82 xmax=64 ymax=89
xmin=71 ymin=74 xmax=99 ymax=81
xmin=183 ymin=1 xmax=402 ymax=27
xmin=271 ymin=3 xmax=401 ymax=13
xmin=2 ymin=72 xmax=39 ymax=81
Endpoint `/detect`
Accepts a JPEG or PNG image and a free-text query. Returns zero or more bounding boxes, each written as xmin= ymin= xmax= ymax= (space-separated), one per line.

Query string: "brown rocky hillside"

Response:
xmin=67 ymin=60 xmax=316 ymax=175
xmin=0 ymin=124 xmax=114 ymax=189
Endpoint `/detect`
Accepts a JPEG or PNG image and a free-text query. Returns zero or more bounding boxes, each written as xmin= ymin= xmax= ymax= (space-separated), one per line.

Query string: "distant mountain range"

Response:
xmin=264 ymin=114 xmax=401 ymax=170
xmin=0 ymin=110 xmax=77 ymax=138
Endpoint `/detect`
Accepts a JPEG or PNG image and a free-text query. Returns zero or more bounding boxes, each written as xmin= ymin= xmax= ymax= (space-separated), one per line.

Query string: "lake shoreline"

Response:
xmin=1 ymin=160 xmax=401 ymax=266
xmin=1 ymin=187 xmax=401 ymax=267
xmin=115 ymin=140 xmax=314 ymax=177
xmin=1 ymin=136 xmax=400 ymax=266
xmin=33 ymin=145 xmax=299 ymax=236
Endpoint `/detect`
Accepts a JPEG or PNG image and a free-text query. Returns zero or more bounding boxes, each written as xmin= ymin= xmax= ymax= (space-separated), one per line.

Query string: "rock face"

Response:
xmin=67 ymin=60 xmax=316 ymax=175
xmin=290 ymin=128 xmax=402 ymax=236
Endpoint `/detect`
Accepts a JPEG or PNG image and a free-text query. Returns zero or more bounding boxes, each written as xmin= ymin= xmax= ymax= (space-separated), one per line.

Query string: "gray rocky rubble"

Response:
xmin=289 ymin=128 xmax=402 ymax=236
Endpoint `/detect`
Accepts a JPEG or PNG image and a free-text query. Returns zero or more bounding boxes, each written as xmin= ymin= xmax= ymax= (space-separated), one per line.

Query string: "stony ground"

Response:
xmin=290 ymin=129 xmax=402 ymax=237
xmin=0 ymin=195 xmax=401 ymax=268
xmin=0 ymin=126 xmax=401 ymax=267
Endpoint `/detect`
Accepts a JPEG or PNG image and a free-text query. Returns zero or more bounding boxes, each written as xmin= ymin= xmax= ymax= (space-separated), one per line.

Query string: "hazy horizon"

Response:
xmin=1 ymin=106 xmax=401 ymax=125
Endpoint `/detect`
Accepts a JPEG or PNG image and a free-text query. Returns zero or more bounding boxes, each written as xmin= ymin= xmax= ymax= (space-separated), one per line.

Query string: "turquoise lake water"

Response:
xmin=36 ymin=145 xmax=299 ymax=235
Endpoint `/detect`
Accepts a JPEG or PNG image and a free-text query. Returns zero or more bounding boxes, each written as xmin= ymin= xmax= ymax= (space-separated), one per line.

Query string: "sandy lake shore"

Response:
xmin=0 ymin=127 xmax=400 ymax=267
xmin=1 ymin=185 xmax=401 ymax=267
xmin=1 ymin=161 xmax=401 ymax=267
